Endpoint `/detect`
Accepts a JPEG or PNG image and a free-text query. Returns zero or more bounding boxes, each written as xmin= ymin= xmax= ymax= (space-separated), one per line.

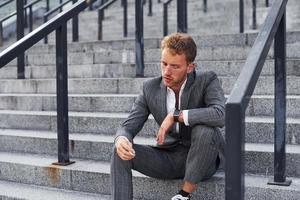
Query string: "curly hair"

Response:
xmin=161 ymin=32 xmax=197 ymax=63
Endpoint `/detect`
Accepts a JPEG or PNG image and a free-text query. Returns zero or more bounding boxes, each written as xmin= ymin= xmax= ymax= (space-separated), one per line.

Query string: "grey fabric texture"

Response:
xmin=111 ymin=70 xmax=226 ymax=200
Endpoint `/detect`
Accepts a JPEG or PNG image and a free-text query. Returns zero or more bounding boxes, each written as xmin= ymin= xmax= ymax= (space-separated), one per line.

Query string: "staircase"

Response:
xmin=0 ymin=0 xmax=300 ymax=199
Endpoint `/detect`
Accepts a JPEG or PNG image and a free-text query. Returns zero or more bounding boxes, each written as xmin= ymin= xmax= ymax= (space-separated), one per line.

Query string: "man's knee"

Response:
xmin=190 ymin=125 xmax=218 ymax=146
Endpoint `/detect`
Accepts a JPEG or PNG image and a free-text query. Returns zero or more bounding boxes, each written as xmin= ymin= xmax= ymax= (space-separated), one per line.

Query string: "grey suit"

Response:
xmin=111 ymin=70 xmax=225 ymax=200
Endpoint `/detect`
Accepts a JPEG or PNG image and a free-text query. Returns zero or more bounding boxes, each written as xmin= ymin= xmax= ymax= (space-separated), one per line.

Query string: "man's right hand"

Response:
xmin=115 ymin=136 xmax=136 ymax=160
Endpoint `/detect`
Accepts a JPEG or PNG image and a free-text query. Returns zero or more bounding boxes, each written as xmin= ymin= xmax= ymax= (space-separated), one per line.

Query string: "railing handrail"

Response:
xmin=0 ymin=0 xmax=44 ymax=23
xmin=0 ymin=0 xmax=95 ymax=68
xmin=227 ymin=0 xmax=287 ymax=107
xmin=226 ymin=0 xmax=289 ymax=199
xmin=44 ymin=0 xmax=73 ymax=18
xmin=0 ymin=0 xmax=14 ymax=9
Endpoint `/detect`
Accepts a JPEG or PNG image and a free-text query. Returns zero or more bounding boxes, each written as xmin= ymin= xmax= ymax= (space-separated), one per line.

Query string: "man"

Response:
xmin=111 ymin=32 xmax=225 ymax=200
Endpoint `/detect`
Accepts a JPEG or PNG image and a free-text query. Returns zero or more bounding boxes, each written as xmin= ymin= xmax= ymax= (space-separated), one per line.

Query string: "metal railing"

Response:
xmin=0 ymin=0 xmax=47 ymax=47
xmin=240 ymin=0 xmax=270 ymax=33
xmin=43 ymin=0 xmax=77 ymax=43
xmin=225 ymin=0 xmax=291 ymax=199
xmin=135 ymin=0 xmax=144 ymax=77
xmin=163 ymin=0 xmax=187 ymax=36
xmin=0 ymin=0 xmax=98 ymax=166
xmin=98 ymin=0 xmax=126 ymax=40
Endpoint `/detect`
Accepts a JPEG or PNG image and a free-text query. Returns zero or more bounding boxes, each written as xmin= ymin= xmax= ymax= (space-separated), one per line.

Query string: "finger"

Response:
xmin=118 ymin=142 xmax=136 ymax=158
xmin=117 ymin=147 xmax=135 ymax=160
xmin=121 ymin=141 xmax=136 ymax=155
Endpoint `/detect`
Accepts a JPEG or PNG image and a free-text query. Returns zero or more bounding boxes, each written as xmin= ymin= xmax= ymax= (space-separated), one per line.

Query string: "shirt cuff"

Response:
xmin=114 ymin=136 xmax=129 ymax=144
xmin=182 ymin=110 xmax=189 ymax=126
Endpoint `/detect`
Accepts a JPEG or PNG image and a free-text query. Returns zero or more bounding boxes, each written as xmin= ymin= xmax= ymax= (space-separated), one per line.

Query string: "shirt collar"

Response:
xmin=167 ymin=78 xmax=187 ymax=95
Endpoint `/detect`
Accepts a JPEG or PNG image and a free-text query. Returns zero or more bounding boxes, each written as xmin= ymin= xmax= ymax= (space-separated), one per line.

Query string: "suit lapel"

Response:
xmin=158 ymin=80 xmax=167 ymax=122
xmin=180 ymin=70 xmax=195 ymax=110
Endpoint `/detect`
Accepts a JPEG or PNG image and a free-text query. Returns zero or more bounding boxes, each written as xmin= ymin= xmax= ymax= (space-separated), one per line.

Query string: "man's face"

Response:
xmin=161 ymin=48 xmax=194 ymax=92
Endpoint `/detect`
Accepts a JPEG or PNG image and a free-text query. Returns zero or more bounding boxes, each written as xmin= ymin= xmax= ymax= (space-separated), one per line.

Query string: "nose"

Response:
xmin=164 ymin=65 xmax=172 ymax=75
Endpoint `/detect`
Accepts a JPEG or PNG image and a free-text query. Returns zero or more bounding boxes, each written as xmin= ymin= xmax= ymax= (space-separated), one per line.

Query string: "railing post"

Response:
xmin=44 ymin=16 xmax=48 ymax=43
xmin=46 ymin=0 xmax=50 ymax=11
xmin=0 ymin=23 xmax=3 ymax=47
xmin=123 ymin=0 xmax=128 ymax=37
xmin=177 ymin=0 xmax=187 ymax=33
xmin=59 ymin=0 xmax=63 ymax=12
xmin=17 ymin=0 xmax=25 ymax=79
xmin=239 ymin=0 xmax=244 ymax=33
xmin=267 ymin=11 xmax=291 ymax=186
xmin=203 ymin=0 xmax=207 ymax=13
xmin=98 ymin=9 xmax=103 ymax=40
xmin=163 ymin=2 xmax=168 ymax=36
xmin=135 ymin=0 xmax=144 ymax=77
xmin=53 ymin=23 xmax=74 ymax=166
xmin=148 ymin=0 xmax=152 ymax=16
xmin=225 ymin=103 xmax=245 ymax=200
xmin=72 ymin=0 xmax=79 ymax=42
xmin=24 ymin=0 xmax=28 ymax=28
xmin=252 ymin=0 xmax=256 ymax=30
xmin=29 ymin=5 xmax=33 ymax=32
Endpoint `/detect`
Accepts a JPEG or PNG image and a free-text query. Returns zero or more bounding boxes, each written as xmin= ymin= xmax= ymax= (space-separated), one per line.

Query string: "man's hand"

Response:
xmin=156 ymin=112 xmax=175 ymax=145
xmin=115 ymin=137 xmax=136 ymax=160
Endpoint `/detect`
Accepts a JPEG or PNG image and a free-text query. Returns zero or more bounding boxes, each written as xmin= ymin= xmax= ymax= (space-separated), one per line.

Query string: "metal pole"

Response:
xmin=24 ymin=0 xmax=28 ymax=28
xmin=252 ymin=0 xmax=256 ymax=30
xmin=17 ymin=0 xmax=25 ymax=79
xmin=0 ymin=23 xmax=3 ymax=47
xmin=135 ymin=0 xmax=144 ymax=77
xmin=44 ymin=16 xmax=48 ymax=43
xmin=177 ymin=0 xmax=187 ymax=33
xmin=53 ymin=23 xmax=74 ymax=166
xmin=239 ymin=0 xmax=244 ymax=33
xmin=266 ymin=0 xmax=269 ymax=7
xmin=29 ymin=6 xmax=33 ymax=32
xmin=203 ymin=0 xmax=207 ymax=13
xmin=72 ymin=0 xmax=79 ymax=42
xmin=123 ymin=0 xmax=128 ymax=37
xmin=163 ymin=3 xmax=168 ymax=36
xmin=59 ymin=0 xmax=63 ymax=12
xmin=98 ymin=9 xmax=103 ymax=40
xmin=148 ymin=0 xmax=152 ymax=16
xmin=225 ymin=103 xmax=245 ymax=200
xmin=268 ymin=11 xmax=291 ymax=186
xmin=46 ymin=0 xmax=50 ymax=11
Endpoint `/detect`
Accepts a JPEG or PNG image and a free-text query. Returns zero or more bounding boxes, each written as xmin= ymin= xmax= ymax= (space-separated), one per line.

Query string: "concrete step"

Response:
xmin=0 ymin=151 xmax=300 ymax=199
xmin=0 ymin=76 xmax=300 ymax=95
xmin=0 ymin=129 xmax=299 ymax=177
xmin=0 ymin=110 xmax=299 ymax=145
xmin=0 ymin=180 xmax=108 ymax=200
xmin=2 ymin=58 xmax=300 ymax=79
xmin=21 ymin=31 xmax=300 ymax=54
xmin=0 ymin=93 xmax=300 ymax=118
xmin=22 ymin=43 xmax=300 ymax=66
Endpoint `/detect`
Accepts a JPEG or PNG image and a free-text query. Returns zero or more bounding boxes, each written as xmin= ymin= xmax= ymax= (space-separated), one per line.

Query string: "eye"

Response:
xmin=161 ymin=61 xmax=167 ymax=67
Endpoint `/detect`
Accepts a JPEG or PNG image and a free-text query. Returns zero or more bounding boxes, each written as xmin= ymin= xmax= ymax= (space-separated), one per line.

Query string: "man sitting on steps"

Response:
xmin=110 ymin=32 xmax=225 ymax=200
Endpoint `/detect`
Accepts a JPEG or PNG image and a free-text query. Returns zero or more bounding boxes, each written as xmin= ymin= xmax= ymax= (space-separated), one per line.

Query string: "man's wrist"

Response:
xmin=173 ymin=110 xmax=180 ymax=122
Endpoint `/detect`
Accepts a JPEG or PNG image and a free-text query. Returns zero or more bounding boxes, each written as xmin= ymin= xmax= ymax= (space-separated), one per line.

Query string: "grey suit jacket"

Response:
xmin=116 ymin=70 xmax=226 ymax=150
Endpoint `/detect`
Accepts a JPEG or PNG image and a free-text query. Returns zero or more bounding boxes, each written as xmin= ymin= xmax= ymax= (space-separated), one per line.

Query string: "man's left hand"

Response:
xmin=156 ymin=112 xmax=174 ymax=145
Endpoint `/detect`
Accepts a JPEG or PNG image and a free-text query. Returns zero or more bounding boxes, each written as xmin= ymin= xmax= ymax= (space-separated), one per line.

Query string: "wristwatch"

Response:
xmin=173 ymin=110 xmax=180 ymax=122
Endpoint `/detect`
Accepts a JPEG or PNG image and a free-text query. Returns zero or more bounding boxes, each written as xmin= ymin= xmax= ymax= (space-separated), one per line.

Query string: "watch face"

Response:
xmin=173 ymin=110 xmax=180 ymax=122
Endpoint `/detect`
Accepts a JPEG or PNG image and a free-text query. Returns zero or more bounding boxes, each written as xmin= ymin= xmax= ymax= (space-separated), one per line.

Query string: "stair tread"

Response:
xmin=0 ymin=180 xmax=108 ymax=200
xmin=0 ymin=128 xmax=299 ymax=153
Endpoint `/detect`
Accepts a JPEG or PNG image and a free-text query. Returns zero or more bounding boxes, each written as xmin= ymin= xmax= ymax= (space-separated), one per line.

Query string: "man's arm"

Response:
xmin=187 ymin=72 xmax=225 ymax=127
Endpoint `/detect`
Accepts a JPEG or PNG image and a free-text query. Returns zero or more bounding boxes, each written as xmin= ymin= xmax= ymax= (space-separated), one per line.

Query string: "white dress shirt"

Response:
xmin=166 ymin=79 xmax=189 ymax=133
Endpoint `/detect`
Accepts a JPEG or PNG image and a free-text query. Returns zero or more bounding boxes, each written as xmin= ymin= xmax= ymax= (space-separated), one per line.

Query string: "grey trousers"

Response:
xmin=110 ymin=125 xmax=223 ymax=200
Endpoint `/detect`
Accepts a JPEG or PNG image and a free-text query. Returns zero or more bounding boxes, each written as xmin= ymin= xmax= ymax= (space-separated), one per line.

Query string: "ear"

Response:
xmin=187 ymin=63 xmax=195 ymax=73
